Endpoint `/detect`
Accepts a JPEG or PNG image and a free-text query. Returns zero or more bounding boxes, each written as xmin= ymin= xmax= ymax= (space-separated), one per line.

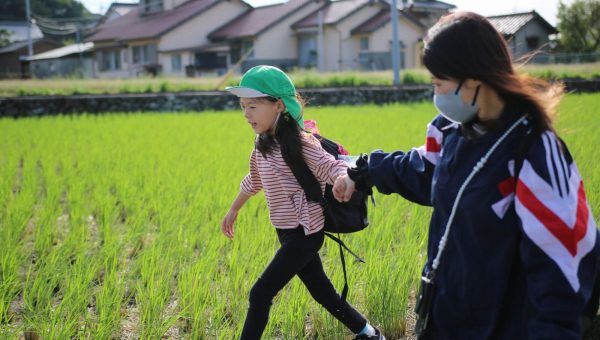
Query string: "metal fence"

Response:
xmin=526 ymin=52 xmax=600 ymax=64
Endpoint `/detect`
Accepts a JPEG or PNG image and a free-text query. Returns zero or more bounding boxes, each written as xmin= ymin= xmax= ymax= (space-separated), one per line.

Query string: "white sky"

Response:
xmin=78 ymin=0 xmax=574 ymax=26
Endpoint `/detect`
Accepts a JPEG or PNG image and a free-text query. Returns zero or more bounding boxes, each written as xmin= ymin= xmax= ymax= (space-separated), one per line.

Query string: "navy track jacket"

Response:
xmin=367 ymin=112 xmax=599 ymax=339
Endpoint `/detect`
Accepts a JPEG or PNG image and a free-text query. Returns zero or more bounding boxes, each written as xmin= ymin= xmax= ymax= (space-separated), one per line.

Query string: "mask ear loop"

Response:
xmin=471 ymin=85 xmax=481 ymax=106
xmin=454 ymin=79 xmax=464 ymax=94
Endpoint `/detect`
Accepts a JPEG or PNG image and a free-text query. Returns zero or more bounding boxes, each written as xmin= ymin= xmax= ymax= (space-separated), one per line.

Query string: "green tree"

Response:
xmin=0 ymin=28 xmax=11 ymax=47
xmin=557 ymin=0 xmax=600 ymax=53
xmin=0 ymin=0 xmax=92 ymax=21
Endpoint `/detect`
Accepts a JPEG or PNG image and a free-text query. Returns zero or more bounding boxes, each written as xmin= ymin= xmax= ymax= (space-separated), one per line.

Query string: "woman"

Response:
xmin=333 ymin=12 xmax=599 ymax=339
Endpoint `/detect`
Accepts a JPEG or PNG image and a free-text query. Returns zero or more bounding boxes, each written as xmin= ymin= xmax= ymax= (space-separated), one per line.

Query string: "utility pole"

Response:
xmin=317 ymin=10 xmax=324 ymax=72
xmin=26 ymin=0 xmax=33 ymax=56
xmin=391 ymin=0 xmax=400 ymax=85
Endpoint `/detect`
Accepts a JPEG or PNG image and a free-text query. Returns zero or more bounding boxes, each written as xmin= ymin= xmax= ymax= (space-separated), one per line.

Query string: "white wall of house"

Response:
xmin=253 ymin=2 xmax=323 ymax=61
xmin=159 ymin=0 xmax=248 ymax=53
xmin=158 ymin=51 xmax=194 ymax=76
xmin=366 ymin=15 xmax=424 ymax=69
xmin=511 ymin=21 xmax=551 ymax=57
xmin=93 ymin=42 xmax=130 ymax=78
xmin=164 ymin=0 xmax=192 ymax=11
xmin=157 ymin=0 xmax=247 ymax=76
xmin=323 ymin=4 xmax=382 ymax=71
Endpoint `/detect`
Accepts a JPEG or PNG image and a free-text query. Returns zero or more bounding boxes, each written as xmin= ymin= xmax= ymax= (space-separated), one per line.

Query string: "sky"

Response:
xmin=79 ymin=0 xmax=574 ymax=26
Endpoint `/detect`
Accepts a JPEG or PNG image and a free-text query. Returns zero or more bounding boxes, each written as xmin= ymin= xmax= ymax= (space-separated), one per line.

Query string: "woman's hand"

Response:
xmin=333 ymin=175 xmax=356 ymax=202
xmin=221 ymin=209 xmax=238 ymax=240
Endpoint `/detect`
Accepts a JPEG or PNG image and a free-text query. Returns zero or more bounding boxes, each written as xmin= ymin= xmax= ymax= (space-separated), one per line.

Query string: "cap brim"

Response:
xmin=225 ymin=86 xmax=270 ymax=98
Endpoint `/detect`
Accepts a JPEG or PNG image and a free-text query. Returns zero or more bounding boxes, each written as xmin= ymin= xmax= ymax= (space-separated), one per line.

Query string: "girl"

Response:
xmin=221 ymin=65 xmax=384 ymax=340
xmin=334 ymin=12 xmax=599 ymax=339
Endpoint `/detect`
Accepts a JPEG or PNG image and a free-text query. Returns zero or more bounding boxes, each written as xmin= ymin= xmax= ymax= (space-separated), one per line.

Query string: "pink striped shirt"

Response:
xmin=240 ymin=132 xmax=348 ymax=235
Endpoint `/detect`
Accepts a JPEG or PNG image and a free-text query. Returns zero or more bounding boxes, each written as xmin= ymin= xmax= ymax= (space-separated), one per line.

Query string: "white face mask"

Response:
xmin=433 ymin=80 xmax=481 ymax=124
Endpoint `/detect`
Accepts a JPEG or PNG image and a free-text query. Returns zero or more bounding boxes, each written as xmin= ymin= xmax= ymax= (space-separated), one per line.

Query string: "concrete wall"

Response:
xmin=366 ymin=15 xmax=424 ymax=70
xmin=1 ymin=85 xmax=433 ymax=117
xmin=3 ymin=80 xmax=599 ymax=117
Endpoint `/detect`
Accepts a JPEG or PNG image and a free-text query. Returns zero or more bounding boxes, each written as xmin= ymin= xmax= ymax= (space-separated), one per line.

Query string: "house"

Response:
xmin=292 ymin=0 xmax=440 ymax=72
xmin=487 ymin=11 xmax=558 ymax=58
xmin=290 ymin=0 xmax=453 ymax=71
xmin=96 ymin=2 xmax=138 ymax=26
xmin=24 ymin=42 xmax=95 ymax=78
xmin=86 ymin=0 xmax=455 ymax=77
xmin=350 ymin=8 xmax=426 ymax=70
xmin=0 ymin=21 xmax=62 ymax=78
xmin=208 ymin=0 xmax=324 ymax=72
xmin=86 ymin=0 xmax=250 ymax=78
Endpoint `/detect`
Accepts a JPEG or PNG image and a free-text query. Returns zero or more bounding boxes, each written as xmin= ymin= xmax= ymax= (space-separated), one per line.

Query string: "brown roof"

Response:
xmin=209 ymin=0 xmax=312 ymax=41
xmin=292 ymin=0 xmax=369 ymax=29
xmin=487 ymin=11 xmax=558 ymax=36
xmin=87 ymin=0 xmax=242 ymax=42
xmin=351 ymin=9 xmax=425 ymax=35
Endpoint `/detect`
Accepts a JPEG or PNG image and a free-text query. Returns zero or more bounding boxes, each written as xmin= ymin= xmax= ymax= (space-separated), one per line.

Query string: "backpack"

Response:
xmin=281 ymin=132 xmax=374 ymax=302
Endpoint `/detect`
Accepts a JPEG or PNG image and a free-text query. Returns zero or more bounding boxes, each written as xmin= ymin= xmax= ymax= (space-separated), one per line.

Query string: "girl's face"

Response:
xmin=240 ymin=97 xmax=284 ymax=134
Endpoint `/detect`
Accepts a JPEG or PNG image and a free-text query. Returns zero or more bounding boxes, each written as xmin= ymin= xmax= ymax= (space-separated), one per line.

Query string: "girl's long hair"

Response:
xmin=255 ymin=94 xmax=306 ymax=169
xmin=423 ymin=11 xmax=563 ymax=135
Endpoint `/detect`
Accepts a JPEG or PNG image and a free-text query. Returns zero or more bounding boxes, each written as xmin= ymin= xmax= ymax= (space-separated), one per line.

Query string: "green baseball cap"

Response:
xmin=226 ymin=65 xmax=304 ymax=128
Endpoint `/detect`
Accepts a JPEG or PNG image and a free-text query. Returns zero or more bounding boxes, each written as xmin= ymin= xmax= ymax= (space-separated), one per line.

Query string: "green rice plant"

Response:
xmin=0 ymin=94 xmax=598 ymax=338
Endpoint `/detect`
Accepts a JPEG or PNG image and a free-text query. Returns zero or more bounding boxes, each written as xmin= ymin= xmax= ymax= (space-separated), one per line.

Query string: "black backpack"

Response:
xmin=281 ymin=133 xmax=374 ymax=302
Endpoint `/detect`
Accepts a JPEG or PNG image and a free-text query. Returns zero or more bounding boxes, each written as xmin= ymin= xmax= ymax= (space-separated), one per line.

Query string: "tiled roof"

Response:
xmin=351 ymin=9 xmax=425 ymax=35
xmin=410 ymin=0 xmax=455 ymax=10
xmin=487 ymin=11 xmax=558 ymax=36
xmin=292 ymin=0 xmax=369 ymax=29
xmin=379 ymin=0 xmax=455 ymax=11
xmin=87 ymin=0 xmax=228 ymax=42
xmin=0 ymin=21 xmax=44 ymax=43
xmin=209 ymin=0 xmax=312 ymax=41
xmin=0 ymin=38 xmax=45 ymax=54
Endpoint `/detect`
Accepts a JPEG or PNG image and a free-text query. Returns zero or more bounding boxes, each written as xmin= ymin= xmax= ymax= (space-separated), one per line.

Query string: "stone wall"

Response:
xmin=1 ymin=79 xmax=598 ymax=118
xmin=0 ymin=86 xmax=433 ymax=118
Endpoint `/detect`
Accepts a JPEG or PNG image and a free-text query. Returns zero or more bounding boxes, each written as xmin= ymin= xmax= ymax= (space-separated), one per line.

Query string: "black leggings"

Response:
xmin=240 ymin=226 xmax=367 ymax=339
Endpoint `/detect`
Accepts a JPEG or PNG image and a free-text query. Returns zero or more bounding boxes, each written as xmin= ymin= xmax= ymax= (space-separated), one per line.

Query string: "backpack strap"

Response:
xmin=280 ymin=140 xmax=360 ymax=304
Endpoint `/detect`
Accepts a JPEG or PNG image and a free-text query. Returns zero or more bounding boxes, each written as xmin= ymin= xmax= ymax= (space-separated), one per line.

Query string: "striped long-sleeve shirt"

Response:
xmin=240 ymin=132 xmax=348 ymax=235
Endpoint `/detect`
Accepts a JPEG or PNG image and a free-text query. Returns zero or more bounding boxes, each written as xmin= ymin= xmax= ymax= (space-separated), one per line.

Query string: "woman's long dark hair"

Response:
xmin=423 ymin=11 xmax=563 ymax=134
xmin=255 ymin=94 xmax=305 ymax=169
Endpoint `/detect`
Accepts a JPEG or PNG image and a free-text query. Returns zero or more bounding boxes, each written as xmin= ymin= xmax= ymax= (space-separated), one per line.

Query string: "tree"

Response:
xmin=0 ymin=0 xmax=92 ymax=21
xmin=0 ymin=29 xmax=11 ymax=48
xmin=557 ymin=0 xmax=600 ymax=53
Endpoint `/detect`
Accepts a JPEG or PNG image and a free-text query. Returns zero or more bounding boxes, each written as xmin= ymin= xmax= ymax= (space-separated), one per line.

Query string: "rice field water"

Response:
xmin=0 ymin=93 xmax=599 ymax=339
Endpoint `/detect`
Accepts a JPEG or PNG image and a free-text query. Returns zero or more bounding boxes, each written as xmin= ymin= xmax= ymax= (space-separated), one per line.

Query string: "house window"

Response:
xmin=171 ymin=54 xmax=182 ymax=72
xmin=526 ymin=37 xmax=539 ymax=50
xmin=101 ymin=50 xmax=121 ymax=71
xmin=242 ymin=40 xmax=254 ymax=58
xmin=360 ymin=37 xmax=369 ymax=51
xmin=133 ymin=44 xmax=156 ymax=64
xmin=140 ymin=0 xmax=163 ymax=14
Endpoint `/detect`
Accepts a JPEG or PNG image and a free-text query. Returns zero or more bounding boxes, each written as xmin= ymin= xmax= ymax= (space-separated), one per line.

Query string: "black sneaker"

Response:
xmin=353 ymin=327 xmax=386 ymax=340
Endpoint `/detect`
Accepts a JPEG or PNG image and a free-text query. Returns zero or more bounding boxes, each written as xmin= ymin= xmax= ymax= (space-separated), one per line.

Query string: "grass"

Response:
xmin=2 ymin=63 xmax=600 ymax=97
xmin=0 ymin=94 xmax=599 ymax=339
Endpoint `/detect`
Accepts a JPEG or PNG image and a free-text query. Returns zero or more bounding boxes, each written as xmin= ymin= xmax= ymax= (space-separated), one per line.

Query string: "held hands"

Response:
xmin=333 ymin=175 xmax=356 ymax=202
xmin=221 ymin=209 xmax=238 ymax=240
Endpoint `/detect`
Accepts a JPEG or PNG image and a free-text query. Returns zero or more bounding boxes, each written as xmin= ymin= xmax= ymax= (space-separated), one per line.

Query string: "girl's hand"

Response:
xmin=334 ymin=175 xmax=356 ymax=202
xmin=221 ymin=210 xmax=238 ymax=240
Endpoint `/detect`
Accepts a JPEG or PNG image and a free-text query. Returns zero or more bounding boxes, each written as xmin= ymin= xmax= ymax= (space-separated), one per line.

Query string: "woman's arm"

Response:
xmin=515 ymin=131 xmax=599 ymax=339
